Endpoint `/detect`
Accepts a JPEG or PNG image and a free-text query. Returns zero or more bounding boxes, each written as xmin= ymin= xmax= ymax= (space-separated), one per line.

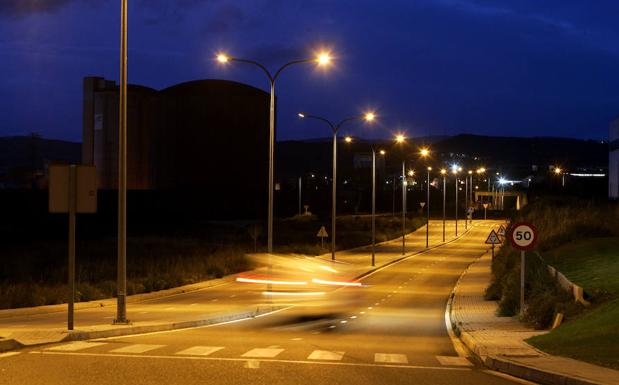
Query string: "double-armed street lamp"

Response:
xmin=298 ymin=112 xmax=376 ymax=261
xmin=216 ymin=51 xmax=332 ymax=257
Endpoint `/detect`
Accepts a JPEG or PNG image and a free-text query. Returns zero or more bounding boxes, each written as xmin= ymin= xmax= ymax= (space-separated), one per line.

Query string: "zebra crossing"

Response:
xmin=39 ymin=341 xmax=472 ymax=367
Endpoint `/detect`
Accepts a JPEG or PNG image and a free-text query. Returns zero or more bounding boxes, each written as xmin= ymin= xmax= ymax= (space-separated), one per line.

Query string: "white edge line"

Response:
xmin=35 ymin=351 xmax=472 ymax=371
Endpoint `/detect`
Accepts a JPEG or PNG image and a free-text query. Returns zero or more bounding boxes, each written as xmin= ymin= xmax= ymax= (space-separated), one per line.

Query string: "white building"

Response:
xmin=610 ymin=118 xmax=619 ymax=199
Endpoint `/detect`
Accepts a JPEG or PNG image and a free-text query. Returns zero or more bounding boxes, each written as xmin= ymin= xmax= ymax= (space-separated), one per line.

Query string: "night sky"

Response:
xmin=1 ymin=0 xmax=618 ymax=142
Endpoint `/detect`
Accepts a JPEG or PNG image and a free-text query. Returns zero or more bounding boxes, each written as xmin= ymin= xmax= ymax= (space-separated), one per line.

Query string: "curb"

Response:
xmin=484 ymin=356 xmax=607 ymax=385
xmin=448 ymin=243 xmax=610 ymax=385
xmin=0 ymin=338 xmax=23 ymax=353
xmin=64 ymin=305 xmax=287 ymax=342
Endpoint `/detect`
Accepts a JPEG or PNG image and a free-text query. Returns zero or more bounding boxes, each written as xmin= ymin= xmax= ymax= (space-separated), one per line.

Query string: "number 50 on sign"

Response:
xmin=509 ymin=222 xmax=538 ymax=251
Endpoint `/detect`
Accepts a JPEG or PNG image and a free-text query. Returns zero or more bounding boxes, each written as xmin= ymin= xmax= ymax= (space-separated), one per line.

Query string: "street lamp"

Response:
xmin=347 ymin=138 xmax=385 ymax=267
xmin=298 ymin=111 xmax=375 ymax=260
xmin=395 ymin=134 xmax=407 ymax=255
xmin=115 ymin=0 xmax=130 ymax=325
xmin=467 ymin=170 xmax=473 ymax=227
xmin=440 ymin=169 xmax=447 ymax=242
xmin=425 ymin=166 xmax=432 ymax=248
xmin=216 ymin=50 xmax=332 ymax=258
xmin=452 ymin=165 xmax=459 ymax=236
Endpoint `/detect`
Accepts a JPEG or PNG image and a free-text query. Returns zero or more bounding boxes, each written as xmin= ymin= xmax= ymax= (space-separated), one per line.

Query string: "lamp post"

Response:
xmin=298 ymin=112 xmax=375 ymax=260
xmin=114 ymin=0 xmax=129 ymax=325
xmin=425 ymin=166 xmax=431 ymax=248
xmin=452 ymin=166 xmax=460 ymax=236
xmin=440 ymin=169 xmax=446 ymax=242
xmin=216 ymin=51 xmax=332 ymax=257
xmin=468 ymin=170 xmax=473 ymax=226
xmin=394 ymin=134 xmax=407 ymax=255
xmin=554 ymin=167 xmax=565 ymax=187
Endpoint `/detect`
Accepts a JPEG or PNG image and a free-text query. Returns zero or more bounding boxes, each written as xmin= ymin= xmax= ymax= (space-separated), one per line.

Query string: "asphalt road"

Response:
xmin=0 ymin=221 xmax=531 ymax=385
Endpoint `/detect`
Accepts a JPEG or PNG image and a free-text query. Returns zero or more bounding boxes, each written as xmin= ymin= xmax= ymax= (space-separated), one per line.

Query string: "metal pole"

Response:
xmin=402 ymin=160 xmax=406 ymax=255
xmin=298 ymin=176 xmax=302 ymax=216
xmin=426 ymin=169 xmax=430 ymax=248
xmin=268 ymin=81 xmax=275 ymax=254
xmin=115 ymin=0 xmax=129 ymax=325
xmin=68 ymin=165 xmax=76 ymax=330
xmin=520 ymin=250 xmax=525 ymax=317
xmin=455 ymin=176 xmax=458 ymax=237
xmin=470 ymin=174 xmax=473 ymax=226
xmin=442 ymin=175 xmax=446 ymax=242
xmin=392 ymin=174 xmax=395 ymax=218
xmin=331 ymin=131 xmax=337 ymax=260
xmin=371 ymin=149 xmax=376 ymax=266
xmin=464 ymin=176 xmax=468 ymax=230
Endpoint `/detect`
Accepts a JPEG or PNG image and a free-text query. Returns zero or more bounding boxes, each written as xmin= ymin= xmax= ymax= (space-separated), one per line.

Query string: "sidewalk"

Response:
xmin=0 ymin=220 xmax=472 ymax=351
xmin=450 ymin=251 xmax=619 ymax=385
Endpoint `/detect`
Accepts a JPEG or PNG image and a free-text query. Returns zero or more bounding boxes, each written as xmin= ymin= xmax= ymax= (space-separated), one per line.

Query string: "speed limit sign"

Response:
xmin=509 ymin=222 xmax=538 ymax=250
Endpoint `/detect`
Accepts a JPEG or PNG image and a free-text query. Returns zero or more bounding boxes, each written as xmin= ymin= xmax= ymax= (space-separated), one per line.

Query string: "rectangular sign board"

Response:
xmin=49 ymin=165 xmax=97 ymax=214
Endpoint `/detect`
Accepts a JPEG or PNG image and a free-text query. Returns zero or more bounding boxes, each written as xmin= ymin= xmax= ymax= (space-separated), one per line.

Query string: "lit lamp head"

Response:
xmin=216 ymin=53 xmax=230 ymax=63
xmin=468 ymin=170 xmax=473 ymax=175
xmin=420 ymin=148 xmax=430 ymax=157
xmin=364 ymin=112 xmax=376 ymax=122
xmin=379 ymin=150 xmax=386 ymax=155
xmin=440 ymin=168 xmax=447 ymax=175
xmin=479 ymin=167 xmax=486 ymax=173
xmin=554 ymin=167 xmax=562 ymax=175
xmin=427 ymin=166 xmax=432 ymax=172
xmin=297 ymin=112 xmax=305 ymax=118
xmin=394 ymin=134 xmax=406 ymax=144
xmin=316 ymin=52 xmax=332 ymax=66
xmin=407 ymin=170 xmax=415 ymax=177
xmin=344 ymin=136 xmax=353 ymax=143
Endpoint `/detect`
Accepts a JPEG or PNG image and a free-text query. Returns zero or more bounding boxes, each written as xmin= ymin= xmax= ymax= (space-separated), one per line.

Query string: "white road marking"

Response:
xmin=241 ymin=348 xmax=284 ymax=358
xmin=41 ymin=350 xmax=472 ymax=371
xmin=435 ymin=355 xmax=472 ymax=366
xmin=164 ymin=307 xmax=175 ymax=311
xmin=375 ymin=353 xmax=408 ymax=364
xmin=340 ymin=320 xmax=347 ymax=324
xmin=46 ymin=342 xmax=107 ymax=352
xmin=291 ymin=338 xmax=303 ymax=341
xmin=350 ymin=316 xmax=357 ymax=319
xmin=0 ymin=352 xmax=20 ymax=359
xmin=175 ymin=346 xmax=223 ymax=356
xmin=307 ymin=350 xmax=344 ymax=361
xmin=189 ymin=303 xmax=198 ymax=306
xmin=367 ymin=307 xmax=373 ymax=310
xmin=360 ymin=311 xmax=365 ymax=314
xmin=110 ymin=344 xmax=165 ymax=354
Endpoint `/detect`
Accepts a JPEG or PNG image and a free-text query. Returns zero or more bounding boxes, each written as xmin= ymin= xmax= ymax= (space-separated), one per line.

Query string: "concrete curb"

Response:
xmin=64 ymin=305 xmax=286 ymax=342
xmin=0 ymin=338 xmax=23 ymax=353
xmin=483 ymin=356 xmax=607 ymax=385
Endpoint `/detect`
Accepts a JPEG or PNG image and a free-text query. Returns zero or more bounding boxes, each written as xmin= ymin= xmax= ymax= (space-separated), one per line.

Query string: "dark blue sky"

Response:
xmin=1 ymin=0 xmax=618 ymax=142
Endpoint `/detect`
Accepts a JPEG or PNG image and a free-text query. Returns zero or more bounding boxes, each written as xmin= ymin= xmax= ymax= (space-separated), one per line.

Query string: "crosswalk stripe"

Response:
xmin=46 ymin=342 xmax=107 ymax=352
xmin=435 ymin=355 xmax=473 ymax=366
xmin=375 ymin=353 xmax=408 ymax=364
xmin=175 ymin=346 xmax=224 ymax=356
xmin=307 ymin=350 xmax=344 ymax=361
xmin=241 ymin=348 xmax=284 ymax=358
xmin=109 ymin=344 xmax=164 ymax=354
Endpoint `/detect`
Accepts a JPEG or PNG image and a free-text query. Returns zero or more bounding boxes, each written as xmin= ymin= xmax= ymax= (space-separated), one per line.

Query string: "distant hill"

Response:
xmin=0 ymin=135 xmax=81 ymax=188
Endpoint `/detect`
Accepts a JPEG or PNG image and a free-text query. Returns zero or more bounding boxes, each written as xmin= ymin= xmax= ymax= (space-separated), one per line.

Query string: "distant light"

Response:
xmin=298 ymin=112 xmax=305 ymax=118
xmin=440 ymin=169 xmax=447 ymax=175
xmin=498 ymin=178 xmax=507 ymax=185
xmin=216 ymin=53 xmax=229 ymax=63
xmin=479 ymin=167 xmax=486 ymax=173
xmin=468 ymin=170 xmax=473 ymax=175
xmin=554 ymin=167 xmax=562 ymax=174
xmin=344 ymin=136 xmax=353 ymax=143
xmin=395 ymin=134 xmax=406 ymax=143
xmin=420 ymin=148 xmax=430 ymax=157
xmin=364 ymin=112 xmax=376 ymax=122
xmin=379 ymin=150 xmax=386 ymax=155
xmin=427 ymin=166 xmax=432 ymax=171
xmin=407 ymin=170 xmax=415 ymax=177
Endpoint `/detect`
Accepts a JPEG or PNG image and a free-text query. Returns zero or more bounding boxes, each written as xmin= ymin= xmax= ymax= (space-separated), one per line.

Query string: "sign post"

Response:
xmin=482 ymin=203 xmax=488 ymax=220
xmin=484 ymin=229 xmax=501 ymax=259
xmin=317 ymin=226 xmax=329 ymax=249
xmin=49 ymin=164 xmax=97 ymax=330
xmin=508 ymin=222 xmax=538 ymax=317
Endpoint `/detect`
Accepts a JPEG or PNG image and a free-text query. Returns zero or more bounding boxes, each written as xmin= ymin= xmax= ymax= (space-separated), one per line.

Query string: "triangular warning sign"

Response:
xmin=497 ymin=225 xmax=506 ymax=236
xmin=317 ymin=226 xmax=329 ymax=238
xmin=485 ymin=230 xmax=501 ymax=244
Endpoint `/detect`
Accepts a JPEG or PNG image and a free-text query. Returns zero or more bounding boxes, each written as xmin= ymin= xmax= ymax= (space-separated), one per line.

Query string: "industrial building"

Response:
xmin=82 ymin=77 xmax=269 ymax=218
xmin=610 ymin=117 xmax=619 ymax=199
